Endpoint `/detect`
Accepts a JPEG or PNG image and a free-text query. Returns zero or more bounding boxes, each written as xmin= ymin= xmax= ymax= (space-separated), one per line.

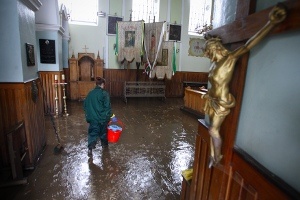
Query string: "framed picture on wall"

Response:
xmin=188 ymin=38 xmax=205 ymax=57
xmin=161 ymin=49 xmax=168 ymax=66
xmin=169 ymin=24 xmax=181 ymax=41
xmin=107 ymin=15 xmax=123 ymax=35
xmin=25 ymin=43 xmax=35 ymax=66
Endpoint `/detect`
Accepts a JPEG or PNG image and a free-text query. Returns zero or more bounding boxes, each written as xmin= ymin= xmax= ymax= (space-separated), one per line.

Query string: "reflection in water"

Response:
xmin=170 ymin=128 xmax=195 ymax=192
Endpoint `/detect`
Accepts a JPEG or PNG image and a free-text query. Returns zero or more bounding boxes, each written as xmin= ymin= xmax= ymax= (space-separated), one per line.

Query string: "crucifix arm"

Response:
xmin=232 ymin=4 xmax=287 ymax=57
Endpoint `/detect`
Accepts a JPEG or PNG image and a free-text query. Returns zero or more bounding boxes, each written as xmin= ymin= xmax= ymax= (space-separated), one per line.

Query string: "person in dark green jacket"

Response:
xmin=84 ymin=77 xmax=117 ymax=156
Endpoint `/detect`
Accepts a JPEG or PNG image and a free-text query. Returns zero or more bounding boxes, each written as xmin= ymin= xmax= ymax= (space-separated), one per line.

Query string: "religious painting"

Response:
xmin=169 ymin=24 xmax=181 ymax=41
xmin=125 ymin=31 xmax=135 ymax=47
xmin=107 ymin=15 xmax=123 ymax=35
xmin=25 ymin=43 xmax=35 ymax=66
xmin=39 ymin=39 xmax=56 ymax=64
xmin=116 ymin=21 xmax=144 ymax=62
xmin=143 ymin=22 xmax=165 ymax=64
xmin=188 ymin=38 xmax=205 ymax=57
xmin=161 ymin=49 xmax=168 ymax=66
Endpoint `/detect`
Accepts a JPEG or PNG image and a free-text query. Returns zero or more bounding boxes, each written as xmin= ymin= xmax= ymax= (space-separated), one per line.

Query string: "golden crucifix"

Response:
xmin=202 ymin=4 xmax=287 ymax=167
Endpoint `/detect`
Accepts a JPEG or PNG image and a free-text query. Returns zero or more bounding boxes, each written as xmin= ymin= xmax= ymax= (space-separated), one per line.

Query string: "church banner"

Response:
xmin=116 ymin=21 xmax=144 ymax=63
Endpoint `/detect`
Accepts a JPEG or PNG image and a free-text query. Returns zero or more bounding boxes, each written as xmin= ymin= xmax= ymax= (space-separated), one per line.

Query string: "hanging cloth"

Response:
xmin=143 ymin=22 xmax=166 ymax=77
xmin=150 ymin=41 xmax=174 ymax=80
xmin=172 ymin=42 xmax=177 ymax=75
xmin=116 ymin=21 xmax=144 ymax=63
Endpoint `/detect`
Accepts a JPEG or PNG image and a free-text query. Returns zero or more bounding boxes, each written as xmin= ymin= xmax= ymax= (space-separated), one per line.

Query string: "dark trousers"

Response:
xmin=88 ymin=122 xmax=108 ymax=149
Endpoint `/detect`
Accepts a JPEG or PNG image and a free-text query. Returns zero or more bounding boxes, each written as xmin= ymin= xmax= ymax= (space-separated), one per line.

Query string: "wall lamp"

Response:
xmin=97 ymin=11 xmax=106 ymax=17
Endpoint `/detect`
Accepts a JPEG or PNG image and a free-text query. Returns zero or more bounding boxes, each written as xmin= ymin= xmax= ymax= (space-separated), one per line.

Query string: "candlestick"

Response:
xmin=54 ymin=82 xmax=59 ymax=117
xmin=62 ymin=83 xmax=69 ymax=117
xmin=62 ymin=74 xmax=65 ymax=83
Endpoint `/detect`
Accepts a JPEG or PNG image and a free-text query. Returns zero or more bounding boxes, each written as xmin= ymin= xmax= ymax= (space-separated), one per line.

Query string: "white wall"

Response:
xmin=179 ymin=0 xmax=211 ymax=72
xmin=0 ymin=0 xmax=22 ymax=82
xmin=67 ymin=0 xmax=107 ymax=67
xmin=236 ymin=29 xmax=300 ymax=193
xmin=35 ymin=0 xmax=60 ymax=25
xmin=0 ymin=0 xmax=39 ymax=83
xmin=68 ymin=0 xmax=211 ymax=72
xmin=18 ymin=0 xmax=39 ymax=81
xmin=234 ymin=0 xmax=300 ymax=192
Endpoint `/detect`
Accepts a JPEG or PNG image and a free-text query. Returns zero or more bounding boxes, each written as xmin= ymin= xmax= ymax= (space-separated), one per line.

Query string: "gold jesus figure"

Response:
xmin=202 ymin=4 xmax=287 ymax=167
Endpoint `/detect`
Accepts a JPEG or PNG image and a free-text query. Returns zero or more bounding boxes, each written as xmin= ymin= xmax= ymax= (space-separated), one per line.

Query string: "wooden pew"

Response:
xmin=181 ymin=87 xmax=207 ymax=118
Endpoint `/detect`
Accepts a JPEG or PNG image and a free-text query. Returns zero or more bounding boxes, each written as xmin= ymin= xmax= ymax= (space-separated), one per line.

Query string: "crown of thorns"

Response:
xmin=204 ymin=34 xmax=222 ymax=42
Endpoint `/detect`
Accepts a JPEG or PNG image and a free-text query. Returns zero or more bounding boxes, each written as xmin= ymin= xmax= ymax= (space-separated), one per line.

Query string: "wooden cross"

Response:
xmin=83 ymin=45 xmax=89 ymax=54
xmin=129 ymin=9 xmax=133 ymax=21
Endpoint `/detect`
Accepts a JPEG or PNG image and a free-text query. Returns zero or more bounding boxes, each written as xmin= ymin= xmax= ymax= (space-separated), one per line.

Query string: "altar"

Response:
xmin=69 ymin=53 xmax=103 ymax=100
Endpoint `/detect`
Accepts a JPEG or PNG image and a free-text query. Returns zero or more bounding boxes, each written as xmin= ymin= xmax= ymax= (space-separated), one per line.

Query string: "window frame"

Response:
xmin=131 ymin=0 xmax=160 ymax=23
xmin=188 ymin=0 xmax=213 ymax=36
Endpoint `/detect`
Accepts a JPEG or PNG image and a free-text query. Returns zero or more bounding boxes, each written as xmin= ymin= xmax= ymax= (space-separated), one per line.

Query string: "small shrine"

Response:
xmin=69 ymin=50 xmax=103 ymax=100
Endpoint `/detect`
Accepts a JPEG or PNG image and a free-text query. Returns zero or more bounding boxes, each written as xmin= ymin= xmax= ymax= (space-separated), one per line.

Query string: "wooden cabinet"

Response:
xmin=69 ymin=53 xmax=103 ymax=100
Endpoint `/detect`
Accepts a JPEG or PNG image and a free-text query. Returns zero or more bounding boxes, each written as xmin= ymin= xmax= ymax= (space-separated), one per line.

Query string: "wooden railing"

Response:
xmin=181 ymin=87 xmax=207 ymax=118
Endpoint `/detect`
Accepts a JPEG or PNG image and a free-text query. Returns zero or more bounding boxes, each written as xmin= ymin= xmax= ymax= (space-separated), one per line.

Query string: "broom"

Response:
xmin=49 ymin=111 xmax=64 ymax=154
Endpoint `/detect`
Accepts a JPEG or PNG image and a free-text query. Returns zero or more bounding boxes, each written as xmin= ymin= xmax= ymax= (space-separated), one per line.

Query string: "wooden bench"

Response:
xmin=123 ymin=81 xmax=166 ymax=103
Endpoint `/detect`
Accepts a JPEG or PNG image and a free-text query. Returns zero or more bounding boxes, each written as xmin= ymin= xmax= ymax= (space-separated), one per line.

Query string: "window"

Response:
xmin=188 ymin=0 xmax=213 ymax=35
xmin=132 ymin=0 xmax=160 ymax=23
xmin=58 ymin=0 xmax=98 ymax=26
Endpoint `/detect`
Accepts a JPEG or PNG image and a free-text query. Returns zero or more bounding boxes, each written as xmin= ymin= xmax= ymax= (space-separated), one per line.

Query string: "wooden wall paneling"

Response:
xmin=102 ymin=69 xmax=208 ymax=98
xmin=69 ymin=58 xmax=78 ymax=81
xmin=22 ymin=83 xmax=34 ymax=165
xmin=225 ymin=168 xmax=246 ymax=200
xmin=0 ymin=83 xmax=23 ymax=168
xmin=208 ymin=166 xmax=228 ymax=200
xmin=165 ymin=72 xmax=209 ymax=97
xmin=0 ymin=80 xmax=46 ymax=170
xmin=228 ymin=151 xmax=291 ymax=200
xmin=113 ymin=69 xmax=127 ymax=97
xmin=70 ymin=81 xmax=78 ymax=100
xmin=184 ymin=72 xmax=209 ymax=83
xmin=165 ymin=72 xmax=184 ymax=97
xmin=39 ymin=72 xmax=63 ymax=115
xmin=180 ymin=179 xmax=190 ymax=200
xmin=22 ymin=80 xmax=46 ymax=168
xmin=0 ymin=96 xmax=5 ymax=166
xmin=190 ymin=120 xmax=211 ymax=199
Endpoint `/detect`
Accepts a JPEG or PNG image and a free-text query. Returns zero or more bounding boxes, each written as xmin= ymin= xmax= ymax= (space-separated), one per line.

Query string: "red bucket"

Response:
xmin=107 ymin=120 xmax=124 ymax=143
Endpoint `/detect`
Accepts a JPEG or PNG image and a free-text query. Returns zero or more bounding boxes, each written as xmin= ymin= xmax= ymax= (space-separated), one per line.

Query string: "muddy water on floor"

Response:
xmin=4 ymin=98 xmax=198 ymax=200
